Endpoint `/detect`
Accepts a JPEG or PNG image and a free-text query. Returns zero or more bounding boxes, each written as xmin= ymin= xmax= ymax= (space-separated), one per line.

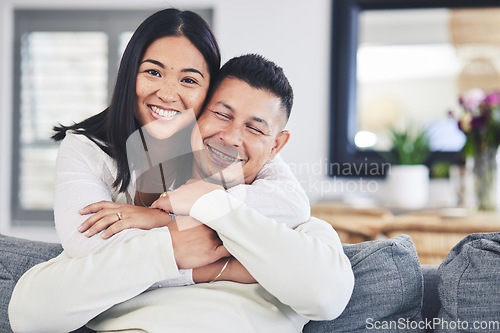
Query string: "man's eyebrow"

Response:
xmin=250 ymin=116 xmax=269 ymax=129
xmin=141 ymin=59 xmax=204 ymax=78
xmin=215 ymin=102 xmax=269 ymax=128
xmin=216 ymin=102 xmax=234 ymax=112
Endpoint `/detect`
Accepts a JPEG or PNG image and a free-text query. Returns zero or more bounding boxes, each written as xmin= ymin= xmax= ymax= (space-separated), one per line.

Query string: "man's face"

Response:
xmin=191 ymin=77 xmax=290 ymax=188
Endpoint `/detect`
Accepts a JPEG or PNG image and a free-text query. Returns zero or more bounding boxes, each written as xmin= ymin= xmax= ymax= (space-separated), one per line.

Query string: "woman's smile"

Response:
xmin=149 ymin=105 xmax=181 ymax=119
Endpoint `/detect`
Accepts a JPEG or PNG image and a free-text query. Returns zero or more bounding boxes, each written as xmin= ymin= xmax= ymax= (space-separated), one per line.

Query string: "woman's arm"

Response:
xmin=8 ymin=225 xmax=229 ymax=333
xmin=190 ymin=190 xmax=354 ymax=321
xmin=54 ymin=133 xmax=152 ymax=257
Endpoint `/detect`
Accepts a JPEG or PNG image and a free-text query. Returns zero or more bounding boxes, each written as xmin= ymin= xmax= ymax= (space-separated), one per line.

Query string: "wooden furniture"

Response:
xmin=310 ymin=203 xmax=393 ymax=243
xmin=382 ymin=211 xmax=500 ymax=264
xmin=311 ymin=203 xmax=500 ymax=265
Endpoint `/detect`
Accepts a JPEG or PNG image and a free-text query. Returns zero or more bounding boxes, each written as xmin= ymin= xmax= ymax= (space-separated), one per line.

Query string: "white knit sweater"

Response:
xmin=9 ymin=190 xmax=354 ymax=333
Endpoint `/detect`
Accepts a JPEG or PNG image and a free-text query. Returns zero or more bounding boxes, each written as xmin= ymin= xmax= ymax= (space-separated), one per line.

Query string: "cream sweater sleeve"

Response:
xmin=227 ymin=154 xmax=310 ymax=229
xmin=8 ymin=228 xmax=179 ymax=333
xmin=190 ymin=190 xmax=355 ymax=321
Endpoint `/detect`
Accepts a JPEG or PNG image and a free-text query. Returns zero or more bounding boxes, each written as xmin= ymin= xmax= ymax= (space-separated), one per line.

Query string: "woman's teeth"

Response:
xmin=209 ymin=146 xmax=240 ymax=162
xmin=151 ymin=106 xmax=179 ymax=117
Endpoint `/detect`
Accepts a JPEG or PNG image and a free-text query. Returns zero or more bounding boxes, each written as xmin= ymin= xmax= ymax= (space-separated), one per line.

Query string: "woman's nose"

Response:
xmin=156 ymin=80 xmax=179 ymax=102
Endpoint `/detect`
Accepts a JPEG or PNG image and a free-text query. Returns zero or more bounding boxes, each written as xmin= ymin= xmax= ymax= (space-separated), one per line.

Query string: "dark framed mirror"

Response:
xmin=329 ymin=0 xmax=500 ymax=177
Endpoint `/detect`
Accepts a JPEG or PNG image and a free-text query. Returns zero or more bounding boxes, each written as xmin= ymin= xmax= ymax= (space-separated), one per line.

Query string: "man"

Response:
xmin=9 ymin=54 xmax=354 ymax=333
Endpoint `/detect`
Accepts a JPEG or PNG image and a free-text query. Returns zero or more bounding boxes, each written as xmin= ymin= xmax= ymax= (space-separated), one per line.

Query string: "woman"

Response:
xmin=51 ymin=8 xmax=222 ymax=261
xmin=52 ymin=9 xmax=309 ymax=269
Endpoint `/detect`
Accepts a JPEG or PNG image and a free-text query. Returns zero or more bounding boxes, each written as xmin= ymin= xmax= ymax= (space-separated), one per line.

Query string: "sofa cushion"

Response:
xmin=0 ymin=234 xmax=63 ymax=333
xmin=304 ymin=234 xmax=423 ymax=333
xmin=435 ymin=232 xmax=500 ymax=333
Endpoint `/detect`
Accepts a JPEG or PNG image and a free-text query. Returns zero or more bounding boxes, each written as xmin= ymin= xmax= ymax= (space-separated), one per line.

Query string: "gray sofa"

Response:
xmin=1 ymin=232 xmax=499 ymax=332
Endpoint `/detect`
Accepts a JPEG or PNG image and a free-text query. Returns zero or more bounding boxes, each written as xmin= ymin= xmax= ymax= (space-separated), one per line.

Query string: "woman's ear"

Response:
xmin=268 ymin=130 xmax=290 ymax=161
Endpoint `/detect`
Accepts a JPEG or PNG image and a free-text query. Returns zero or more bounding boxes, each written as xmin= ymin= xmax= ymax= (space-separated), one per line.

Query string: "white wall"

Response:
xmin=0 ymin=0 xmax=337 ymax=241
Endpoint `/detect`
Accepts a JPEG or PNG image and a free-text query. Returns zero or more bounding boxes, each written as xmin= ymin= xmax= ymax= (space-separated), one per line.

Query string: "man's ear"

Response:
xmin=268 ymin=130 xmax=290 ymax=161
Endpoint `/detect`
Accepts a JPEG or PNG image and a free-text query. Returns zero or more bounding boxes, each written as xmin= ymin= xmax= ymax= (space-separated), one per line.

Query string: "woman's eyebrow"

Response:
xmin=142 ymin=59 xmax=164 ymax=68
xmin=141 ymin=59 xmax=204 ymax=78
xmin=182 ymin=68 xmax=205 ymax=78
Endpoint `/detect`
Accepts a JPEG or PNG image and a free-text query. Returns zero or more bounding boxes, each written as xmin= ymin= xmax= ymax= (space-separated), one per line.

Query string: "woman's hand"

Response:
xmin=78 ymin=201 xmax=171 ymax=239
xmin=150 ymin=179 xmax=224 ymax=215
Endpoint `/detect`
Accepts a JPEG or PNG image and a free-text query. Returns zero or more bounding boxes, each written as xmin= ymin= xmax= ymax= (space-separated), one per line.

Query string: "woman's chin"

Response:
xmin=143 ymin=118 xmax=191 ymax=140
xmin=143 ymin=109 xmax=197 ymax=140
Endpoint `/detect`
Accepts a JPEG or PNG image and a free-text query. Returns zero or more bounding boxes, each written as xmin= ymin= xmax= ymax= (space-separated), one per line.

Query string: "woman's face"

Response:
xmin=135 ymin=36 xmax=210 ymax=139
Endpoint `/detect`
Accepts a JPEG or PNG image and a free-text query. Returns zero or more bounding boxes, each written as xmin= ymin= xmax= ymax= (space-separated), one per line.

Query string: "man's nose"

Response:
xmin=219 ymin=123 xmax=243 ymax=147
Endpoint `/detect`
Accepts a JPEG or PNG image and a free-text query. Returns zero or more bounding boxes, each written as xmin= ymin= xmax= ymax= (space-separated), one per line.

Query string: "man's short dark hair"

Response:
xmin=206 ymin=54 xmax=293 ymax=123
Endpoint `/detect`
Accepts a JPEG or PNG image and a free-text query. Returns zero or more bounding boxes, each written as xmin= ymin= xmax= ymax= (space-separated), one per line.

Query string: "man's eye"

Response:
xmin=213 ymin=111 xmax=230 ymax=119
xmin=248 ymin=126 xmax=264 ymax=135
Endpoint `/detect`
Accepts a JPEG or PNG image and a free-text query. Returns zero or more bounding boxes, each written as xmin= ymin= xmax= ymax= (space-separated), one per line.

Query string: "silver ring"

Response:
xmin=116 ymin=212 xmax=122 ymax=220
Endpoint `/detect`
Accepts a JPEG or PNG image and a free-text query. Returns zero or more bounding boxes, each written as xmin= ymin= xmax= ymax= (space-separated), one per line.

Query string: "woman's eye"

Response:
xmin=181 ymin=78 xmax=198 ymax=85
xmin=146 ymin=69 xmax=161 ymax=77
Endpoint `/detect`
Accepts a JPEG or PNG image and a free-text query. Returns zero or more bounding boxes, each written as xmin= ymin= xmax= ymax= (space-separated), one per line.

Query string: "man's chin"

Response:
xmin=203 ymin=173 xmax=243 ymax=189
xmin=195 ymin=159 xmax=246 ymax=189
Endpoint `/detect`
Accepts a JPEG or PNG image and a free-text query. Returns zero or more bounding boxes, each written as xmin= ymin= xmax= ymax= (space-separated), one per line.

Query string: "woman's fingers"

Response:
xmin=79 ymin=200 xmax=117 ymax=215
xmin=80 ymin=211 xmax=122 ymax=237
xmin=78 ymin=202 xmax=132 ymax=234
xmin=100 ymin=219 xmax=135 ymax=239
xmin=77 ymin=208 xmax=110 ymax=233
xmin=78 ymin=205 xmax=171 ymax=238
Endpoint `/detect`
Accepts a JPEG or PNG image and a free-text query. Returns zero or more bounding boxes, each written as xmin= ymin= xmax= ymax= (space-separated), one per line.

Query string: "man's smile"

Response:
xmin=207 ymin=144 xmax=243 ymax=166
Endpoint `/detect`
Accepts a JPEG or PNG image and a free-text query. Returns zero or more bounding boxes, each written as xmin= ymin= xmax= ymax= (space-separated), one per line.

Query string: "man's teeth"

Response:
xmin=151 ymin=106 xmax=178 ymax=117
xmin=209 ymin=146 xmax=240 ymax=162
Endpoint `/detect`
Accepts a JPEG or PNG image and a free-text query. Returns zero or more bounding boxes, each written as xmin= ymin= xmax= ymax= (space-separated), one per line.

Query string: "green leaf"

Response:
xmin=382 ymin=127 xmax=430 ymax=165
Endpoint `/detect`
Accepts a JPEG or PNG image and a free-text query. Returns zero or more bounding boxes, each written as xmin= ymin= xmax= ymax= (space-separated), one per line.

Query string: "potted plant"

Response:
xmin=383 ymin=127 xmax=431 ymax=210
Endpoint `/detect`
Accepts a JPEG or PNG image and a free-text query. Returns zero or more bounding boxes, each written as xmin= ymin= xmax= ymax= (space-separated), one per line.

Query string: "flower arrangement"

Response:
xmin=453 ymin=88 xmax=500 ymax=156
xmin=451 ymin=88 xmax=500 ymax=211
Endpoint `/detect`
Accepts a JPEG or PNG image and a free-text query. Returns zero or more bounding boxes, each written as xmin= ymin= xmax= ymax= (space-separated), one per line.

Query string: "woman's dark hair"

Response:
xmin=52 ymin=8 xmax=221 ymax=192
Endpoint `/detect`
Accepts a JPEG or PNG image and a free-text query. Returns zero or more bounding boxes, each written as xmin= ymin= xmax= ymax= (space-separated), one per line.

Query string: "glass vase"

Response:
xmin=471 ymin=146 xmax=498 ymax=211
